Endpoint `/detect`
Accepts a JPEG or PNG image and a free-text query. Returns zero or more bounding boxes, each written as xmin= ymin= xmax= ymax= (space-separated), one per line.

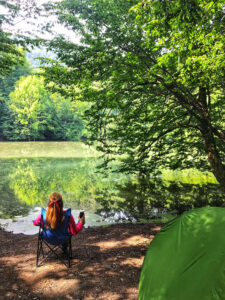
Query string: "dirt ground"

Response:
xmin=0 ymin=223 xmax=162 ymax=300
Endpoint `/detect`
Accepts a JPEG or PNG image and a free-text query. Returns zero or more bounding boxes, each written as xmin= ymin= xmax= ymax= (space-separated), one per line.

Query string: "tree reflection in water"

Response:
xmin=0 ymin=158 xmax=224 ymax=220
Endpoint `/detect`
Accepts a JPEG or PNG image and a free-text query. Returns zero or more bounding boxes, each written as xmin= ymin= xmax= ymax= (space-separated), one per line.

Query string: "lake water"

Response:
xmin=0 ymin=142 xmax=223 ymax=234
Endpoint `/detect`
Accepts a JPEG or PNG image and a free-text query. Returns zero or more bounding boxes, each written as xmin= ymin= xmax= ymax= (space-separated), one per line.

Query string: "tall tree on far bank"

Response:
xmin=0 ymin=51 xmax=32 ymax=140
xmin=9 ymin=75 xmax=50 ymax=140
xmin=41 ymin=0 xmax=225 ymax=190
xmin=9 ymin=75 xmax=86 ymax=141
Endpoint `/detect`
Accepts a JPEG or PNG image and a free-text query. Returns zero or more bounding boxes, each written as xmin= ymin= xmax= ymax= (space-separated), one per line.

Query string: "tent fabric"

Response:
xmin=138 ymin=206 xmax=225 ymax=300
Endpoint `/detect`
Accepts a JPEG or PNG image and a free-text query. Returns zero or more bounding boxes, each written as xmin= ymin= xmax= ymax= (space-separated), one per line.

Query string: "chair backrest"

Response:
xmin=41 ymin=208 xmax=71 ymax=245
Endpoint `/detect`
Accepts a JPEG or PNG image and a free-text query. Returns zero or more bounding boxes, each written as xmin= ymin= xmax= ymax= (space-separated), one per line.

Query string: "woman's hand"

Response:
xmin=78 ymin=214 xmax=85 ymax=225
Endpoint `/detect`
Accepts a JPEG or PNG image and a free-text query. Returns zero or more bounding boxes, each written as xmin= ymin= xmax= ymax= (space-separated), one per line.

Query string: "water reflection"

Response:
xmin=0 ymin=159 xmax=30 ymax=218
xmin=0 ymin=158 xmax=224 ymax=225
xmin=1 ymin=158 xmax=128 ymax=218
xmin=96 ymin=176 xmax=225 ymax=219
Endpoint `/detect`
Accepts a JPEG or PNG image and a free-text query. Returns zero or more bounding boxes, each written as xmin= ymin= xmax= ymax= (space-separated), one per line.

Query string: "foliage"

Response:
xmin=0 ymin=51 xmax=32 ymax=140
xmin=9 ymin=75 xmax=50 ymax=140
xmin=8 ymin=75 xmax=86 ymax=141
xmin=0 ymin=0 xmax=43 ymax=140
xmin=0 ymin=50 xmax=87 ymax=142
xmin=0 ymin=31 xmax=24 ymax=76
xmin=0 ymin=0 xmax=41 ymax=75
xmin=40 ymin=0 xmax=225 ymax=190
xmin=0 ymin=54 xmax=32 ymax=98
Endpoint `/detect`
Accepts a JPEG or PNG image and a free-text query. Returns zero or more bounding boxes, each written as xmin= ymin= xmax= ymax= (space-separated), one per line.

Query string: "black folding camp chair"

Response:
xmin=36 ymin=208 xmax=72 ymax=268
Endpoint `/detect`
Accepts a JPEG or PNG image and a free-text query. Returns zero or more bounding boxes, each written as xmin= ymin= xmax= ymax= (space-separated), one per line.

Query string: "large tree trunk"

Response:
xmin=201 ymin=123 xmax=225 ymax=190
xmin=162 ymin=82 xmax=225 ymax=189
xmin=198 ymin=87 xmax=225 ymax=190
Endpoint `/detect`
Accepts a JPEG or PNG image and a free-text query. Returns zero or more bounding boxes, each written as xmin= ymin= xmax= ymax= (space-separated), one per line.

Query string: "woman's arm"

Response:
xmin=69 ymin=214 xmax=83 ymax=235
xmin=33 ymin=214 xmax=43 ymax=227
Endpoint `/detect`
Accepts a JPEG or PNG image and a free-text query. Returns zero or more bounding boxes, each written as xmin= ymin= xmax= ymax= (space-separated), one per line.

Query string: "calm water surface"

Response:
xmin=0 ymin=142 xmax=223 ymax=234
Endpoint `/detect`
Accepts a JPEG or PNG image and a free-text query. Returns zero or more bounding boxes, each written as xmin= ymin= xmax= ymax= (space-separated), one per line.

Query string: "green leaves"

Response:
xmin=133 ymin=0 xmax=225 ymax=88
xmin=7 ymin=74 xmax=86 ymax=141
xmin=0 ymin=0 xmax=43 ymax=75
xmin=39 ymin=0 xmax=225 ymax=188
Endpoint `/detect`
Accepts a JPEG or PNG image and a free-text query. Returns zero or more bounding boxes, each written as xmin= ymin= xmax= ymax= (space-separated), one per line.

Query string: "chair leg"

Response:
xmin=36 ymin=233 xmax=42 ymax=267
xmin=36 ymin=227 xmax=45 ymax=267
xmin=41 ymin=242 xmax=44 ymax=258
xmin=69 ymin=237 xmax=72 ymax=258
xmin=68 ymin=237 xmax=72 ymax=268
xmin=36 ymin=234 xmax=73 ymax=268
xmin=68 ymin=254 xmax=71 ymax=268
xmin=36 ymin=246 xmax=40 ymax=267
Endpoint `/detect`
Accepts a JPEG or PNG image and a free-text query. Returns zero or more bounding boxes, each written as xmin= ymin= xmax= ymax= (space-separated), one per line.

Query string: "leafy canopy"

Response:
xmin=0 ymin=0 xmax=43 ymax=75
xmin=41 ymin=0 xmax=225 ymax=185
xmin=8 ymin=74 xmax=86 ymax=141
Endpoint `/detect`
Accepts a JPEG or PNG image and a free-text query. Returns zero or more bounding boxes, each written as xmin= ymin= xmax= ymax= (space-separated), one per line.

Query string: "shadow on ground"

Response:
xmin=0 ymin=223 xmax=162 ymax=300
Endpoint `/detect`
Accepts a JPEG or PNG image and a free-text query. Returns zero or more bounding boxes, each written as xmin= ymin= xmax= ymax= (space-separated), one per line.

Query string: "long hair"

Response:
xmin=46 ymin=192 xmax=64 ymax=229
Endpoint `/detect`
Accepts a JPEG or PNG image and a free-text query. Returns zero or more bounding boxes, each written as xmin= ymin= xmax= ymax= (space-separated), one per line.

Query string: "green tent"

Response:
xmin=139 ymin=206 xmax=225 ymax=300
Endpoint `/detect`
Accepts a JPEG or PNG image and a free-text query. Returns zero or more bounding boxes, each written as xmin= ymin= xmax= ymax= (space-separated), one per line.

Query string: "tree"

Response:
xmin=0 ymin=55 xmax=32 ymax=99
xmin=0 ymin=92 xmax=10 ymax=140
xmin=1 ymin=1 xmax=31 ymax=74
xmin=41 ymin=0 xmax=225 ymax=189
xmin=0 ymin=53 xmax=32 ymax=140
xmin=0 ymin=0 xmax=44 ymax=76
xmin=8 ymin=74 xmax=86 ymax=141
xmin=9 ymin=75 xmax=51 ymax=140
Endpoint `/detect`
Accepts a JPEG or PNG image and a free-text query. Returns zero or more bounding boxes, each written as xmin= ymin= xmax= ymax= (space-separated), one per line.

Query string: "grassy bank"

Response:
xmin=0 ymin=141 xmax=99 ymax=158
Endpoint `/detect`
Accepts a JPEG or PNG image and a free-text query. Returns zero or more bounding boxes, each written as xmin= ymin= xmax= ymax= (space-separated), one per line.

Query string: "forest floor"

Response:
xmin=0 ymin=223 xmax=162 ymax=300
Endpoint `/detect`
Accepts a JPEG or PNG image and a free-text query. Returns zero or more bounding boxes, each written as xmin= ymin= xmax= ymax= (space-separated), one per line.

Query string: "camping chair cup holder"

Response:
xmin=36 ymin=208 xmax=73 ymax=268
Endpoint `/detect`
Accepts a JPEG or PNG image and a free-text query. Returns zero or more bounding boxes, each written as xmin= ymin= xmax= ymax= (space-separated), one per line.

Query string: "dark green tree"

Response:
xmin=0 ymin=93 xmax=10 ymax=140
xmin=0 ymin=52 xmax=32 ymax=140
xmin=0 ymin=56 xmax=32 ymax=99
xmin=40 ymin=0 xmax=225 ymax=189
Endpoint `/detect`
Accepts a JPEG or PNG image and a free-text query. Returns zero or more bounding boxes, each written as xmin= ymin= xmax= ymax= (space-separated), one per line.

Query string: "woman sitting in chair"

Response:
xmin=33 ymin=192 xmax=85 ymax=238
xmin=34 ymin=193 xmax=85 ymax=266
